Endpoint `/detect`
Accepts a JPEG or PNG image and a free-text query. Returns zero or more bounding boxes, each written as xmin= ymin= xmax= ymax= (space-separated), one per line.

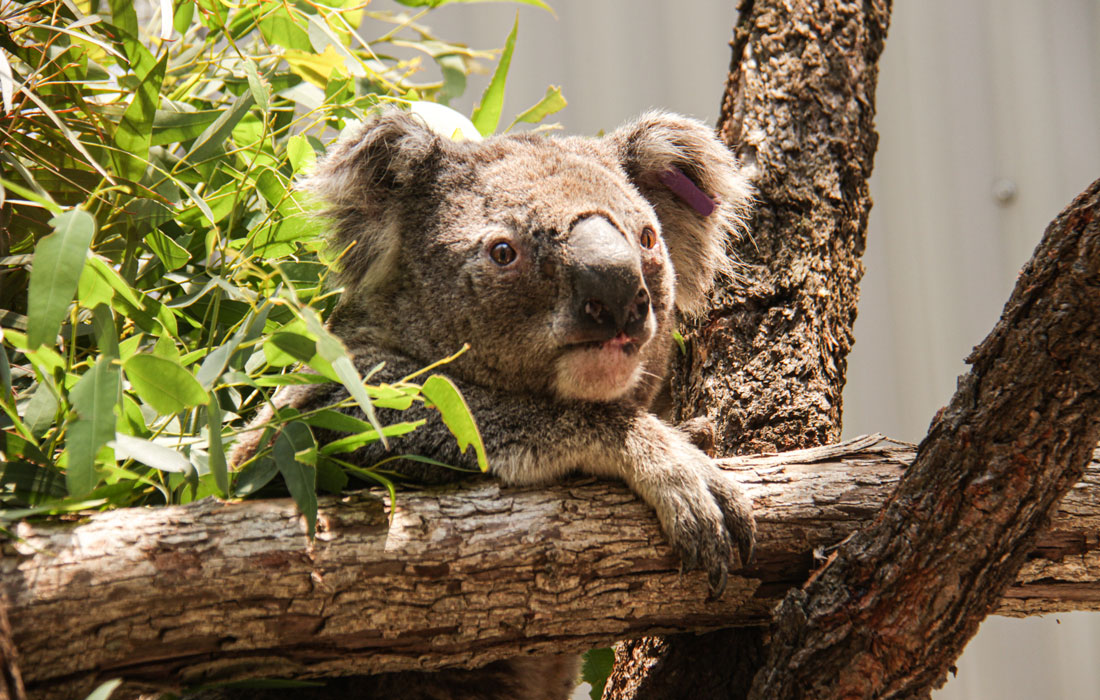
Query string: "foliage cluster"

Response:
xmin=0 ymin=0 xmax=565 ymax=536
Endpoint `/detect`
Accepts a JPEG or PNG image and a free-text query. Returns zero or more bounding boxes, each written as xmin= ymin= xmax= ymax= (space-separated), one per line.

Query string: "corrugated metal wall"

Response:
xmin=370 ymin=1 xmax=1100 ymax=696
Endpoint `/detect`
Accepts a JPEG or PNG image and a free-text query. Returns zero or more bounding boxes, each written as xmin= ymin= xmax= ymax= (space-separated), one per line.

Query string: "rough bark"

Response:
xmin=606 ymin=1 xmax=892 ymax=696
xmin=748 ymin=179 xmax=1100 ymax=698
xmin=7 ymin=437 xmax=1100 ymax=699
xmin=0 ymin=592 xmax=26 ymax=700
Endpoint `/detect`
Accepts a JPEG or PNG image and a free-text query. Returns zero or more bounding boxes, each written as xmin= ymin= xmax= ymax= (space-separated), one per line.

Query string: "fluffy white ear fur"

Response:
xmin=609 ymin=111 xmax=754 ymax=316
xmin=300 ymin=111 xmax=446 ymax=294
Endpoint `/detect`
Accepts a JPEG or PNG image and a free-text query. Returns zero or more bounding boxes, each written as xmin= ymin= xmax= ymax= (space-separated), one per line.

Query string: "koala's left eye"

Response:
xmin=489 ymin=241 xmax=517 ymax=266
xmin=640 ymin=226 xmax=657 ymax=249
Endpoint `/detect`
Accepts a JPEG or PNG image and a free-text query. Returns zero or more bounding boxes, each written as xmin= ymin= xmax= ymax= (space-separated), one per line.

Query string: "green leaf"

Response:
xmin=319 ymin=420 xmax=425 ymax=456
xmin=67 ymin=356 xmax=121 ymax=496
xmin=112 ymin=433 xmax=193 ymax=473
xmin=243 ymin=60 xmax=271 ymax=112
xmin=22 ymin=383 xmax=58 ymax=438
xmin=173 ymin=1 xmax=196 ymax=35
xmin=316 ymin=457 xmax=348 ymax=494
xmin=419 ymin=375 xmax=488 ymax=472
xmin=234 ymin=455 xmax=278 ymax=496
xmin=298 ymin=309 xmax=387 ymax=446
xmin=124 ymin=354 xmax=208 ymax=415
xmin=506 ymin=85 xmax=566 ymax=131
xmin=470 ymin=14 xmax=518 ymax=137
xmin=264 ymin=331 xmax=317 ymax=367
xmin=581 ymin=648 xmax=614 ymax=700
xmin=115 ymin=54 xmax=167 ymax=181
xmin=184 ymin=92 xmax=256 ymax=164
xmin=286 ymin=135 xmax=317 ymax=174
xmin=108 ymin=0 xmax=139 ymax=42
xmin=150 ymin=108 xmax=223 ymax=146
xmin=206 ymin=392 xmax=230 ymax=497
xmin=144 ymin=228 xmax=191 ymax=270
xmin=274 ymin=421 xmax=318 ymax=537
xmin=27 ymin=209 xmax=95 ymax=349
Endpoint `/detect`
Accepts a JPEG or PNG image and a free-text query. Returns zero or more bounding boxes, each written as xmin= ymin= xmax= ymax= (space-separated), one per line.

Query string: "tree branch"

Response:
xmin=749 ymin=180 xmax=1100 ymax=698
xmin=5 ymin=436 xmax=1100 ymax=699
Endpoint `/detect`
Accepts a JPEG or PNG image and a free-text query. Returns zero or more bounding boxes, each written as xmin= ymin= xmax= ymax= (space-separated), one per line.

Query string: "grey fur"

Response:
xmin=230 ymin=109 xmax=755 ymax=699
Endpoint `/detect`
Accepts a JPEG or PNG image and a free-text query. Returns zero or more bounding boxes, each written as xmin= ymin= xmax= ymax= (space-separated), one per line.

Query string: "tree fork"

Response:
xmin=748 ymin=180 xmax=1100 ymax=698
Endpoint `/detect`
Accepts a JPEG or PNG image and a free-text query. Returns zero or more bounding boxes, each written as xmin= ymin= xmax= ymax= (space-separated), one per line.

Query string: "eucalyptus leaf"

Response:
xmin=274 ymin=421 xmax=318 ymax=537
xmin=124 ymin=354 xmax=208 ymax=415
xmin=420 ymin=375 xmax=488 ymax=471
xmin=66 ymin=356 xmax=121 ymax=496
xmin=471 ymin=15 xmax=518 ymax=137
xmin=112 ymin=433 xmax=193 ymax=474
xmin=27 ymin=209 xmax=95 ymax=349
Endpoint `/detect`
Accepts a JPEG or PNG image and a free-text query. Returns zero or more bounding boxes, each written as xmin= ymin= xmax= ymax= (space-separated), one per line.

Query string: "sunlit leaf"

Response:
xmin=506 ymin=85 xmax=566 ymax=131
xmin=243 ymin=60 xmax=271 ymax=112
xmin=150 ymin=108 xmax=222 ymax=146
xmin=115 ymin=54 xmax=167 ymax=180
xmin=286 ymin=134 xmax=317 ymax=174
xmin=471 ymin=15 xmax=518 ymax=137
xmin=112 ymin=433 xmax=193 ymax=474
xmin=27 ymin=209 xmax=95 ymax=349
xmin=420 ymin=375 xmax=488 ymax=471
xmin=409 ymin=101 xmax=483 ymax=142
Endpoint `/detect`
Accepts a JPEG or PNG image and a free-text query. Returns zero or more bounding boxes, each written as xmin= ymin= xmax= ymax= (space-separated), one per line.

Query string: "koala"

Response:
xmin=229 ymin=108 xmax=755 ymax=699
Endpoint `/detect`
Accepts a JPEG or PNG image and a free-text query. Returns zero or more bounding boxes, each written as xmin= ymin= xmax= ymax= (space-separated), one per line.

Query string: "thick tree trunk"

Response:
xmin=7 ymin=437 xmax=1100 ymax=699
xmin=606 ymin=1 xmax=893 ymax=696
xmin=748 ymin=179 xmax=1100 ymax=698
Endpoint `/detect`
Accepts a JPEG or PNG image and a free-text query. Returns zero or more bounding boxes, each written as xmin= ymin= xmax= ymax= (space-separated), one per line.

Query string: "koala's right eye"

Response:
xmin=489 ymin=241 xmax=517 ymax=266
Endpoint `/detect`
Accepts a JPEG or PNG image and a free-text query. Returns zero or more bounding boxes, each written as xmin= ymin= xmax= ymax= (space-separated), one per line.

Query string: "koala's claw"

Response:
xmin=659 ymin=462 xmax=756 ymax=600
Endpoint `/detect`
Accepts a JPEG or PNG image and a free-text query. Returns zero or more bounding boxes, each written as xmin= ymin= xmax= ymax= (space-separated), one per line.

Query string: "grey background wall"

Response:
xmin=364 ymin=0 xmax=1100 ymax=697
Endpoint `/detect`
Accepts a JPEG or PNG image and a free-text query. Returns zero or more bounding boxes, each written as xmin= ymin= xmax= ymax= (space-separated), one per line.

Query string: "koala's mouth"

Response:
xmin=570 ymin=332 xmax=641 ymax=356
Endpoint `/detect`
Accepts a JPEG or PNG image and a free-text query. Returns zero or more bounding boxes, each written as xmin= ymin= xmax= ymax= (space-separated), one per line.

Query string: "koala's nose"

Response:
xmin=570 ymin=216 xmax=650 ymax=341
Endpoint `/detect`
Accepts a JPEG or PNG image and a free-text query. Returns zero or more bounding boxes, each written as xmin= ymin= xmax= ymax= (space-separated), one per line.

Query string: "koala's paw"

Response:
xmin=657 ymin=459 xmax=755 ymax=599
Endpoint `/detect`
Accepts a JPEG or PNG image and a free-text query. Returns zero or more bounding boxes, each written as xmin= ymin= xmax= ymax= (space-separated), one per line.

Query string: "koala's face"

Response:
xmin=411 ymin=140 xmax=675 ymax=402
xmin=309 ymin=110 xmax=751 ymax=405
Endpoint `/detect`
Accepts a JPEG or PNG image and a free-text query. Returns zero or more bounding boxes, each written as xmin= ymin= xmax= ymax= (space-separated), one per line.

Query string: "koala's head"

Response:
xmin=305 ymin=109 xmax=751 ymax=404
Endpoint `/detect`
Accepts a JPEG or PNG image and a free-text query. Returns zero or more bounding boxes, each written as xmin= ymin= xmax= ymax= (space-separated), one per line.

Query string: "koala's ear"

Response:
xmin=303 ymin=109 xmax=450 ymax=291
xmin=608 ymin=111 xmax=753 ymax=316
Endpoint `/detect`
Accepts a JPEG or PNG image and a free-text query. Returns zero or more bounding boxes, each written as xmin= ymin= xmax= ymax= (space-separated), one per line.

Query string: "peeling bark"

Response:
xmin=5 ymin=437 xmax=1100 ymax=699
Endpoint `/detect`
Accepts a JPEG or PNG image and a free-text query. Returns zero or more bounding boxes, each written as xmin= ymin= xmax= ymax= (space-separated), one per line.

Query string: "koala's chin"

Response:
xmin=552 ymin=336 xmax=648 ymax=402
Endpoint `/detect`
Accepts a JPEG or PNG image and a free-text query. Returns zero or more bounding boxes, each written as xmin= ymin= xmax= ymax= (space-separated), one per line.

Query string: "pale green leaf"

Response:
xmin=83 ymin=678 xmax=123 ymax=700
xmin=506 ymin=85 xmax=567 ymax=131
xmin=471 ymin=15 xmax=518 ymax=137
xmin=112 ymin=433 xmax=193 ymax=473
xmin=299 ymin=309 xmax=387 ymax=447
xmin=124 ymin=354 xmax=208 ymax=415
xmin=27 ymin=209 xmax=95 ymax=349
xmin=243 ymin=60 xmax=271 ymax=112
xmin=420 ymin=375 xmax=488 ymax=472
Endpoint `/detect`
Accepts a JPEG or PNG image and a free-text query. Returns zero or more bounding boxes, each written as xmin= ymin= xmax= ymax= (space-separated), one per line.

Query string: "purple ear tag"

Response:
xmin=657 ymin=166 xmax=716 ymax=217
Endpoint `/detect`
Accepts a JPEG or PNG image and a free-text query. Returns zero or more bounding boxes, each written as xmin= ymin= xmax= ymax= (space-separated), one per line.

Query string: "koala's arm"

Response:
xmin=239 ymin=346 xmax=754 ymax=596
xmin=467 ymin=388 xmax=755 ymax=595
